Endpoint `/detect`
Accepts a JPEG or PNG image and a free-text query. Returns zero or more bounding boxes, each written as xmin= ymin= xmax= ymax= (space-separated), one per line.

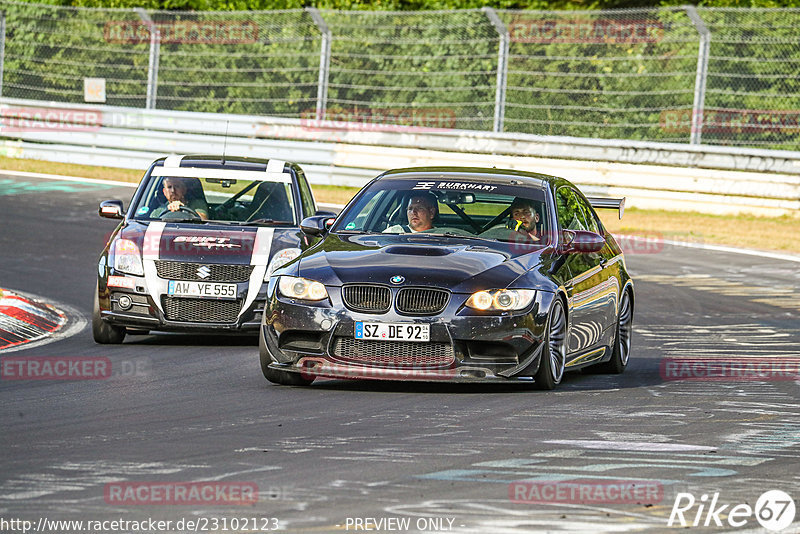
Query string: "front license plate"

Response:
xmin=355 ymin=322 xmax=430 ymax=342
xmin=167 ymin=281 xmax=237 ymax=300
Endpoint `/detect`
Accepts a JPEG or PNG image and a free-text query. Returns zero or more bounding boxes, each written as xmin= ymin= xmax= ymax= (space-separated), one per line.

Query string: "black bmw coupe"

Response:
xmin=259 ymin=167 xmax=633 ymax=389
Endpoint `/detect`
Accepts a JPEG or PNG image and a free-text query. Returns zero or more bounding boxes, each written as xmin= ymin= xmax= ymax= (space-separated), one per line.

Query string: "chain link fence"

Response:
xmin=1 ymin=0 xmax=798 ymax=151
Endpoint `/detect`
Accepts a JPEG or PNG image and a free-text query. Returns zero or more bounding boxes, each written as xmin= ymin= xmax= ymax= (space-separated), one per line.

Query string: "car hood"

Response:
xmin=296 ymin=233 xmax=553 ymax=293
xmin=117 ymin=221 xmax=303 ymax=265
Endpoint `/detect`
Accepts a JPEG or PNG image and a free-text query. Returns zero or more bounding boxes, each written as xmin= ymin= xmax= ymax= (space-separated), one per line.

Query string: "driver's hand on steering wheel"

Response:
xmin=167 ymin=200 xmax=184 ymax=212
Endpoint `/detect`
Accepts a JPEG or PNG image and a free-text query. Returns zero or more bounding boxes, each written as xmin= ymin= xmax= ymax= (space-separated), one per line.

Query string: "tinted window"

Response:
xmin=573 ymin=191 xmax=601 ymax=234
xmin=556 ymin=187 xmax=598 ymax=234
xmin=131 ymin=168 xmax=297 ymax=225
xmin=332 ymin=178 xmax=549 ymax=245
xmin=294 ymin=167 xmax=316 ymax=218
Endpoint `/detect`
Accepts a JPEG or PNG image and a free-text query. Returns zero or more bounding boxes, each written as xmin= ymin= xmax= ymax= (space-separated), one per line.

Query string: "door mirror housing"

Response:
xmin=300 ymin=215 xmax=335 ymax=237
xmin=99 ymin=200 xmax=124 ymax=220
xmin=561 ymin=230 xmax=605 ymax=254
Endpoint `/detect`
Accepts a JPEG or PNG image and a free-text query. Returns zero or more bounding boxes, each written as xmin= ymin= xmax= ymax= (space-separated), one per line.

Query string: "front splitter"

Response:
xmin=273 ymin=357 xmax=532 ymax=383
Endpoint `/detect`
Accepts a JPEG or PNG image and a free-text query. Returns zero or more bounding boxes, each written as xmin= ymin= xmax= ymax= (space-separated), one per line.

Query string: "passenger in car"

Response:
xmin=507 ymin=197 xmax=541 ymax=242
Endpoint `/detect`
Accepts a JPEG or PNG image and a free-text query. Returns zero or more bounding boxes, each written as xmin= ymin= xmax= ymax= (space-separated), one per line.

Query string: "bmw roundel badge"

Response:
xmin=390 ymin=275 xmax=405 ymax=285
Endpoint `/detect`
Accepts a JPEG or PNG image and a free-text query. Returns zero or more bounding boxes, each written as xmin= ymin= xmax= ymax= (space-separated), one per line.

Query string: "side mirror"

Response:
xmin=315 ymin=210 xmax=337 ymax=216
xmin=561 ymin=230 xmax=605 ymax=254
xmin=99 ymin=200 xmax=124 ymax=220
xmin=300 ymin=215 xmax=335 ymax=237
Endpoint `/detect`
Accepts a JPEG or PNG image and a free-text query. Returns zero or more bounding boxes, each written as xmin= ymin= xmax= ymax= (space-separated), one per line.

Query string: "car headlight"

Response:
xmin=112 ymin=239 xmax=144 ymax=276
xmin=278 ymin=276 xmax=328 ymax=301
xmin=265 ymin=248 xmax=301 ymax=280
xmin=465 ymin=289 xmax=536 ymax=311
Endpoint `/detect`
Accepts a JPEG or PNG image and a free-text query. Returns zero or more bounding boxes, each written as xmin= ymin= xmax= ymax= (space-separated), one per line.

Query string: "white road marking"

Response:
xmin=542 ymin=440 xmax=716 ymax=452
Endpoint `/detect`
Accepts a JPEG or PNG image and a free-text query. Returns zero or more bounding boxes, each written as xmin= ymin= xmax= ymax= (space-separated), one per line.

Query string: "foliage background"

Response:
xmin=2 ymin=0 xmax=798 ymax=150
xmin=23 ymin=0 xmax=800 ymax=11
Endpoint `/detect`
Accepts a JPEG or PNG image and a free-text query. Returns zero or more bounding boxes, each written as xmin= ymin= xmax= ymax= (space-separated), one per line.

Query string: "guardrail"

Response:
xmin=4 ymin=4 xmax=800 ymax=152
xmin=1 ymin=97 xmax=799 ymax=216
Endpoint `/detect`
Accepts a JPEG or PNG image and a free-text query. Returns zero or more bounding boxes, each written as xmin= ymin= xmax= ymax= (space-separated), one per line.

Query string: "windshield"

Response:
xmin=332 ymin=178 xmax=550 ymax=245
xmin=131 ymin=166 xmax=297 ymax=225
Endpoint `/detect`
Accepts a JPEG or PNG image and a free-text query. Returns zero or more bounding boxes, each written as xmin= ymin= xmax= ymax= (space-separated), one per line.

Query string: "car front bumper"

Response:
xmin=260 ymin=286 xmax=555 ymax=381
xmin=98 ymin=275 xmax=266 ymax=333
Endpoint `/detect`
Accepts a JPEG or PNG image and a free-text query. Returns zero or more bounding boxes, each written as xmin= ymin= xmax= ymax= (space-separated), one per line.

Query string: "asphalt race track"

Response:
xmin=1 ymin=173 xmax=799 ymax=533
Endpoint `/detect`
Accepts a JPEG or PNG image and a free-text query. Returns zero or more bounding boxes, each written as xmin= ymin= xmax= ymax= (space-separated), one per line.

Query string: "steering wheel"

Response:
xmin=161 ymin=205 xmax=202 ymax=220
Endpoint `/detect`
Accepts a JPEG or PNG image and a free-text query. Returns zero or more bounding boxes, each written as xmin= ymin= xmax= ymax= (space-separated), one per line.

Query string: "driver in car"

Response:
xmin=151 ymin=177 xmax=209 ymax=220
xmin=383 ymin=194 xmax=438 ymax=233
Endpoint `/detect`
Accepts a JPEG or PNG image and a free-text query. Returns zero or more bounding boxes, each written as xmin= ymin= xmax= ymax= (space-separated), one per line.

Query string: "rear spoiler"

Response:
xmin=587 ymin=197 xmax=625 ymax=220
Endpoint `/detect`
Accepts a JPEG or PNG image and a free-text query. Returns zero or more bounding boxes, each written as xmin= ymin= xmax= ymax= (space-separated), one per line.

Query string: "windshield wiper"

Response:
xmin=203 ymin=220 xmax=240 ymax=225
xmin=243 ymin=218 xmax=294 ymax=226
xmin=161 ymin=217 xmax=209 ymax=224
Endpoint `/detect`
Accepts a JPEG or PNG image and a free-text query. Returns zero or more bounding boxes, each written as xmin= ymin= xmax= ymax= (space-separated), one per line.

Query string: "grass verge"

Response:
xmin=0 ymin=156 xmax=144 ymax=183
xmin=598 ymin=209 xmax=800 ymax=255
xmin=2 ymin=156 xmax=798 ymax=255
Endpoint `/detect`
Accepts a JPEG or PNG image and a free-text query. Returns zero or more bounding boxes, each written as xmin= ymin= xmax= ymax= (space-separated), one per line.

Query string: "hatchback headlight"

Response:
xmin=278 ymin=276 xmax=328 ymax=301
xmin=266 ymin=248 xmax=301 ymax=280
xmin=113 ymin=239 xmax=144 ymax=276
xmin=465 ymin=289 xmax=536 ymax=311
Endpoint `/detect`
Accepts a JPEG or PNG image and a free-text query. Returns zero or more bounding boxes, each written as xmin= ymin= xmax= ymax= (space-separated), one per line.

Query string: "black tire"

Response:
xmin=259 ymin=328 xmax=314 ymax=386
xmin=534 ymin=298 xmax=567 ymax=390
xmin=593 ymin=289 xmax=632 ymax=374
xmin=92 ymin=289 xmax=126 ymax=344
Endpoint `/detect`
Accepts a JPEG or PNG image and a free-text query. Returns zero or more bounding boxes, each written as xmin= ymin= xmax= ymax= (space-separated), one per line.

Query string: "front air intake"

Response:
xmin=342 ymin=284 xmax=391 ymax=314
xmin=395 ymin=287 xmax=449 ymax=315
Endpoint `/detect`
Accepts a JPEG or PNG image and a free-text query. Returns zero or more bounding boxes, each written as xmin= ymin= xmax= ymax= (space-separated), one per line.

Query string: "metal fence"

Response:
xmin=0 ymin=1 xmax=799 ymax=151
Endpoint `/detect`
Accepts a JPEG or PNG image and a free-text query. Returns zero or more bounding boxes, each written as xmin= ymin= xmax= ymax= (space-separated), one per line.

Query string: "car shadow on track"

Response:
xmin=123 ymin=332 xmax=258 ymax=347
xmin=293 ymin=361 xmax=662 ymax=394
xmin=123 ymin=334 xmax=665 ymax=393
